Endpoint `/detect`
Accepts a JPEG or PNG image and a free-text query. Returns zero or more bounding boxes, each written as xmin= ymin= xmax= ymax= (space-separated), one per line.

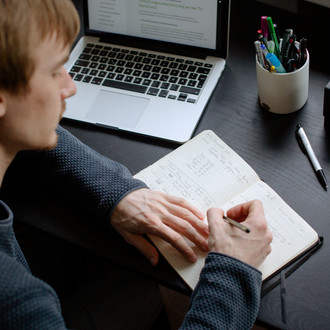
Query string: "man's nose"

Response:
xmin=61 ymin=69 xmax=77 ymax=100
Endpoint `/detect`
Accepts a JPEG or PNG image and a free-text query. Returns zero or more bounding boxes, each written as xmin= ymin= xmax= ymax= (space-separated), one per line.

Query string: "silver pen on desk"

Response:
xmin=296 ymin=123 xmax=328 ymax=191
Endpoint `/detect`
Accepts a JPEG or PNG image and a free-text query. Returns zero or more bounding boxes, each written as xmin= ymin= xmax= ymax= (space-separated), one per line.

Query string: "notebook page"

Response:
xmin=134 ymin=130 xmax=260 ymax=213
xmin=221 ymin=180 xmax=318 ymax=280
xmin=134 ymin=130 xmax=261 ymax=289
xmin=139 ymin=180 xmax=318 ymax=289
xmin=133 ymin=130 xmax=318 ymax=289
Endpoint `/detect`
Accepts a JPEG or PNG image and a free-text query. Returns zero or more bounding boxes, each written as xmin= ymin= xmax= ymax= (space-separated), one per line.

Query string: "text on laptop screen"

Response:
xmin=87 ymin=0 xmax=218 ymax=50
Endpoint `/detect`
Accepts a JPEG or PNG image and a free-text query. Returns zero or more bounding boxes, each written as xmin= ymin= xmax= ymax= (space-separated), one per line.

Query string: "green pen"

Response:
xmin=267 ymin=17 xmax=280 ymax=58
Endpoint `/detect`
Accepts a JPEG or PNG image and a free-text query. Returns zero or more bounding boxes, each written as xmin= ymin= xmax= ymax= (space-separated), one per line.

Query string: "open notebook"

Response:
xmin=134 ymin=130 xmax=320 ymax=290
xmin=64 ymin=0 xmax=230 ymax=143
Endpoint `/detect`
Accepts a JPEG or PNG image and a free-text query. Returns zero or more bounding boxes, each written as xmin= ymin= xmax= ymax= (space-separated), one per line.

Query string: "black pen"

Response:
xmin=283 ymin=34 xmax=297 ymax=70
xmin=223 ymin=215 xmax=250 ymax=233
xmin=296 ymin=124 xmax=328 ymax=190
xmin=280 ymin=29 xmax=292 ymax=63
xmin=298 ymin=38 xmax=307 ymax=68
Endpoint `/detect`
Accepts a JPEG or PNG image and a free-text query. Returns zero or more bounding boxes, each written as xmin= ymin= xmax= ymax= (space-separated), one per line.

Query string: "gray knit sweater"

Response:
xmin=0 ymin=126 xmax=261 ymax=329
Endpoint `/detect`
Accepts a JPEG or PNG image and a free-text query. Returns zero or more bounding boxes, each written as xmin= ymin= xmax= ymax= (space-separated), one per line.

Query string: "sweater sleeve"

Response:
xmin=2 ymin=126 xmax=147 ymax=221
xmin=0 ymin=201 xmax=67 ymax=329
xmin=181 ymin=252 xmax=262 ymax=330
xmin=0 ymin=248 xmax=67 ymax=330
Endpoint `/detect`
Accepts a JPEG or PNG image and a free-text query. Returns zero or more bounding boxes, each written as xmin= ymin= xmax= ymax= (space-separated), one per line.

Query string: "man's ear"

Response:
xmin=0 ymin=92 xmax=6 ymax=117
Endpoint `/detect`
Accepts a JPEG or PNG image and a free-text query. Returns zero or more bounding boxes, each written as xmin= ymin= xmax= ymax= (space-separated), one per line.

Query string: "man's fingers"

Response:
xmin=169 ymin=204 xmax=209 ymax=236
xmin=130 ymin=223 xmax=198 ymax=263
xmin=207 ymin=208 xmax=225 ymax=231
xmin=162 ymin=214 xmax=209 ymax=252
xmin=164 ymin=193 xmax=205 ymax=220
xmin=151 ymin=224 xmax=198 ymax=263
xmin=227 ymin=200 xmax=263 ymax=222
xmin=161 ymin=198 xmax=208 ymax=237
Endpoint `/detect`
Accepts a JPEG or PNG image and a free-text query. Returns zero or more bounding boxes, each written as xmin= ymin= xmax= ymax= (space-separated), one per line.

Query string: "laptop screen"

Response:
xmin=84 ymin=0 xmax=230 ymax=58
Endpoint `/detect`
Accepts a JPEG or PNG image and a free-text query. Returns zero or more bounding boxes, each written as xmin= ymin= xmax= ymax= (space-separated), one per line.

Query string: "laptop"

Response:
xmin=64 ymin=0 xmax=231 ymax=143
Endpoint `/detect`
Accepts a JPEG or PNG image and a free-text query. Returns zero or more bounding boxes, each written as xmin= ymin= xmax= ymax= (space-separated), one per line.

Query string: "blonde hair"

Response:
xmin=0 ymin=0 xmax=80 ymax=93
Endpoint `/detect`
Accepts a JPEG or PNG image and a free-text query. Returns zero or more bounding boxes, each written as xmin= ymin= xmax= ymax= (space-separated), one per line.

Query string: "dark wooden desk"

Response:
xmin=11 ymin=0 xmax=330 ymax=328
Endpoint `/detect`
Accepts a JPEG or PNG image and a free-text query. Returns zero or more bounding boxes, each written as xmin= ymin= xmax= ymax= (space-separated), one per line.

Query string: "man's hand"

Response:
xmin=110 ymin=188 xmax=209 ymax=266
xmin=207 ymin=200 xmax=273 ymax=268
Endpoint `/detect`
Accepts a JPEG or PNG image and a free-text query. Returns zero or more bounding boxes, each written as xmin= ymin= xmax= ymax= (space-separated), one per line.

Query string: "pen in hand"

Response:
xmin=296 ymin=123 xmax=328 ymax=191
xmin=223 ymin=215 xmax=250 ymax=233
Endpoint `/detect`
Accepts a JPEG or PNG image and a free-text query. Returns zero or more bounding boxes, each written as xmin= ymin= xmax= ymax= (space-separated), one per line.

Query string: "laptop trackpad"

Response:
xmin=85 ymin=90 xmax=149 ymax=129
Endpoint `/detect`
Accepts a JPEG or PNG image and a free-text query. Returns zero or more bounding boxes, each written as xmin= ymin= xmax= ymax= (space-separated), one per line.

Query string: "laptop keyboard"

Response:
xmin=69 ymin=43 xmax=213 ymax=104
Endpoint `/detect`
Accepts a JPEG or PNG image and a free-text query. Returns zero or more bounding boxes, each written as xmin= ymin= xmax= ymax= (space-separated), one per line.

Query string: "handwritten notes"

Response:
xmin=134 ymin=130 xmax=319 ymax=289
xmin=136 ymin=130 xmax=260 ymax=212
xmin=220 ymin=181 xmax=318 ymax=280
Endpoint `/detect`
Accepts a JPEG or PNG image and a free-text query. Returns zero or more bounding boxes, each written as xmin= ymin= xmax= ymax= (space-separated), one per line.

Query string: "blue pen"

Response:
xmin=266 ymin=53 xmax=286 ymax=73
xmin=260 ymin=44 xmax=270 ymax=69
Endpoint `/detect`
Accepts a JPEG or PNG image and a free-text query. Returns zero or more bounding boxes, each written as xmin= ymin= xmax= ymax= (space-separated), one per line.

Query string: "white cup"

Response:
xmin=256 ymin=50 xmax=309 ymax=114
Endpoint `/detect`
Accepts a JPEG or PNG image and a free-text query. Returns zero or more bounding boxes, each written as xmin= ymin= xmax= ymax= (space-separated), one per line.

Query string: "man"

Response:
xmin=0 ymin=0 xmax=273 ymax=328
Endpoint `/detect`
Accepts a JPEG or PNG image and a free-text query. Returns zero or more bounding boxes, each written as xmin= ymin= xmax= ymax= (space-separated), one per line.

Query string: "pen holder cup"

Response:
xmin=256 ymin=50 xmax=309 ymax=114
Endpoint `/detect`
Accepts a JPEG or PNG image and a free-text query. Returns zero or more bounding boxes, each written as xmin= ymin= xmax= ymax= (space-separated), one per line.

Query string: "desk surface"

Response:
xmin=14 ymin=1 xmax=330 ymax=329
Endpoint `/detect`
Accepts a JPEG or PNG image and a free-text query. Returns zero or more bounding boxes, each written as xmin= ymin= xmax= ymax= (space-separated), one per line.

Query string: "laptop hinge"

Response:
xmin=99 ymin=36 xmax=208 ymax=60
